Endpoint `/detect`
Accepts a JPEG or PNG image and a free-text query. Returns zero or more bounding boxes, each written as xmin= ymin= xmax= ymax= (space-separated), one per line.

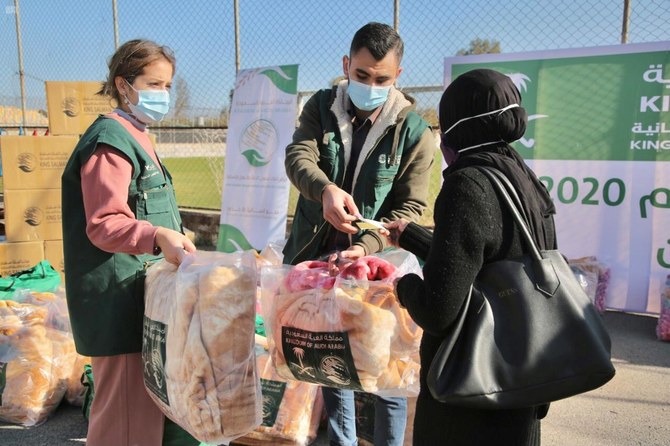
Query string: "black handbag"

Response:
xmin=426 ymin=166 xmax=616 ymax=409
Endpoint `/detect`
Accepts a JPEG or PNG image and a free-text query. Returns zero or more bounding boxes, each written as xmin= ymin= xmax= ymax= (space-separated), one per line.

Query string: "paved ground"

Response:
xmin=1 ymin=310 xmax=668 ymax=445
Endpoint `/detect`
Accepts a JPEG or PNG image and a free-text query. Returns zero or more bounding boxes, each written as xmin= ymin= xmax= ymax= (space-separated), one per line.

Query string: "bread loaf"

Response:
xmin=0 ymin=300 xmax=69 ymax=426
xmin=264 ymin=256 xmax=422 ymax=396
xmin=143 ymin=252 xmax=262 ymax=444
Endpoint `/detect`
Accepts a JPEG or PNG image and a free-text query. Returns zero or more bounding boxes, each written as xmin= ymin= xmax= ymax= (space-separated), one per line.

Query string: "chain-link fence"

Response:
xmin=1 ymin=0 xmax=668 ymax=224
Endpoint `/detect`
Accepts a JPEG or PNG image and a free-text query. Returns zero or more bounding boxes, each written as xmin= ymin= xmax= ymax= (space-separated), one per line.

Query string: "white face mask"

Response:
xmin=441 ymin=103 xmax=519 ymax=153
xmin=443 ymin=103 xmax=519 ymax=135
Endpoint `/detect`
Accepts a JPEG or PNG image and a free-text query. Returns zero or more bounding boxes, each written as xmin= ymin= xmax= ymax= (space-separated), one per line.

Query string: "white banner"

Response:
xmin=217 ymin=65 xmax=298 ymax=252
xmin=444 ymin=42 xmax=670 ymax=314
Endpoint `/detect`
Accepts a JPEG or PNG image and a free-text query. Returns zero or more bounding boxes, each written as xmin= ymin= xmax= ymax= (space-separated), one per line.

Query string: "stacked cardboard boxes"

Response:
xmin=0 ymin=135 xmax=78 ymax=279
xmin=0 ymin=80 xmax=111 ymax=280
xmin=45 ymin=81 xmax=112 ymax=136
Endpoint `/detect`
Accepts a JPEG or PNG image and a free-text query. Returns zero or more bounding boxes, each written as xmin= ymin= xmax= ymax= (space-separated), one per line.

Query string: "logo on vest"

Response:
xmin=141 ymin=165 xmax=160 ymax=180
xmin=378 ymin=154 xmax=401 ymax=165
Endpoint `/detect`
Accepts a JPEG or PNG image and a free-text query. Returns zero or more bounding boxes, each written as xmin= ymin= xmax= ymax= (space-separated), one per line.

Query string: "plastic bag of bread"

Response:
xmin=143 ymin=250 xmax=262 ymax=444
xmin=0 ymin=299 xmax=71 ymax=426
xmin=569 ymin=256 xmax=610 ymax=313
xmin=13 ymin=288 xmax=71 ymax=332
xmin=64 ymin=353 xmax=91 ymax=406
xmin=14 ymin=289 xmax=87 ymax=406
xmin=235 ymin=345 xmax=324 ymax=446
xmin=261 ymin=250 xmax=422 ymax=397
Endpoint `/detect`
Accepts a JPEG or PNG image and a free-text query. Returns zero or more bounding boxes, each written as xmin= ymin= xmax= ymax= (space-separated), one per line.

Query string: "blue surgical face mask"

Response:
xmin=125 ymin=80 xmax=170 ymax=123
xmin=347 ymin=79 xmax=391 ymax=111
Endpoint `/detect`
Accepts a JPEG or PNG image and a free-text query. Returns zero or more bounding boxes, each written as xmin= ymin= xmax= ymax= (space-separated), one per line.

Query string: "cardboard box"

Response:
xmin=4 ymin=189 xmax=62 ymax=242
xmin=44 ymin=239 xmax=65 ymax=281
xmin=45 ymin=81 xmax=113 ymax=135
xmin=0 ymin=241 xmax=44 ymax=277
xmin=0 ymin=135 xmax=79 ymax=190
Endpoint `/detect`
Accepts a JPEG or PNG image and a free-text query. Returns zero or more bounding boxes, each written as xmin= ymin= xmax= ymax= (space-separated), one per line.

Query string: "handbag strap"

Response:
xmin=474 ymin=166 xmax=543 ymax=261
xmin=475 ymin=166 xmax=560 ymax=297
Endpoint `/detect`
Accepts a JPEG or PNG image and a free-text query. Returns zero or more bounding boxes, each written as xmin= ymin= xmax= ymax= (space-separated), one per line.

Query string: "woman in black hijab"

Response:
xmin=386 ymin=68 xmax=555 ymax=445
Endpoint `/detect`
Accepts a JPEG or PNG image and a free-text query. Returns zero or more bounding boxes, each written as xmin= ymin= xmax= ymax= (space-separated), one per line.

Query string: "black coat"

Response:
xmin=397 ymin=165 xmax=555 ymax=446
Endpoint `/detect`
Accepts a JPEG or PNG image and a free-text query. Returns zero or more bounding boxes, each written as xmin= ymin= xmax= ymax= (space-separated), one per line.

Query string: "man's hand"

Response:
xmin=322 ymin=184 xmax=360 ymax=234
xmin=155 ymin=227 xmax=197 ymax=265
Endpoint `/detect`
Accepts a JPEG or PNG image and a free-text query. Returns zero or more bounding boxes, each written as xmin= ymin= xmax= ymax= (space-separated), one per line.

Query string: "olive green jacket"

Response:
xmin=283 ymin=80 xmax=436 ymax=265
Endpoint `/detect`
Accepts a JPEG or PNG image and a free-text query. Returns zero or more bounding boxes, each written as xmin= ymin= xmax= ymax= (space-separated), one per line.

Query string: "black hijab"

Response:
xmin=440 ymin=68 xmax=556 ymax=248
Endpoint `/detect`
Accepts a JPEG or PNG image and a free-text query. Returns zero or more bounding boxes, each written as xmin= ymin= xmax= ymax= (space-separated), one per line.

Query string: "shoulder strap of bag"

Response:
xmin=475 ymin=166 xmax=560 ymax=297
xmin=475 ymin=166 xmax=542 ymax=260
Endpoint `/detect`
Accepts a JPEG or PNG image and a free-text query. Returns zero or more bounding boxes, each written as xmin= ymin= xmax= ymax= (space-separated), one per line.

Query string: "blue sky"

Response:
xmin=0 ymin=0 xmax=668 ymax=115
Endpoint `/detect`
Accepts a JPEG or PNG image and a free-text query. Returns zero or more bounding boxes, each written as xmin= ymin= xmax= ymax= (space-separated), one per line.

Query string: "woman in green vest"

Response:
xmin=61 ymin=39 xmax=198 ymax=446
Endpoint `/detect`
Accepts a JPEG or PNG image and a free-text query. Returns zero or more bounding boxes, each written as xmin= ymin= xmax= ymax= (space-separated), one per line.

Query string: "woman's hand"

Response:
xmin=383 ymin=218 xmax=410 ymax=247
xmin=326 ymin=245 xmax=364 ymax=276
xmin=154 ymin=227 xmax=197 ymax=265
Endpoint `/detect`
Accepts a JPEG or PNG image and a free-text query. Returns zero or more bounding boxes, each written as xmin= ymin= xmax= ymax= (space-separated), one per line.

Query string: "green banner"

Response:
xmin=447 ymin=46 xmax=670 ymax=162
xmin=445 ymin=42 xmax=670 ymax=314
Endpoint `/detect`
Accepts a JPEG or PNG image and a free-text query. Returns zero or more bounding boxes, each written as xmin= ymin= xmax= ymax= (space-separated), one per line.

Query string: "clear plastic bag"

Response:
xmin=142 ymin=250 xmax=262 ymax=444
xmin=64 ymin=353 xmax=91 ymax=407
xmin=234 ymin=346 xmax=323 ymax=446
xmin=0 ymin=299 xmax=70 ymax=426
xmin=569 ymin=256 xmax=610 ymax=313
xmin=261 ymin=250 xmax=422 ymax=397
xmin=13 ymin=288 xmax=88 ymax=406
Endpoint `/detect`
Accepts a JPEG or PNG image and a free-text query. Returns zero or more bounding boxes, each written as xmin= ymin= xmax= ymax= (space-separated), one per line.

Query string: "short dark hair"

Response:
xmin=350 ymin=22 xmax=404 ymax=62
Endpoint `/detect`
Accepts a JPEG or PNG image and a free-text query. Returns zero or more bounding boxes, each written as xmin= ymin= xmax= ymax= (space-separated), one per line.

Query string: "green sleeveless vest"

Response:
xmin=62 ymin=116 xmax=182 ymax=356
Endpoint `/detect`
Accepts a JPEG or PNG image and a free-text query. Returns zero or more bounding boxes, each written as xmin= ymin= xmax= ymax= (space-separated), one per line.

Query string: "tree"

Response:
xmin=457 ymin=38 xmax=501 ymax=56
xmin=173 ymin=76 xmax=190 ymax=119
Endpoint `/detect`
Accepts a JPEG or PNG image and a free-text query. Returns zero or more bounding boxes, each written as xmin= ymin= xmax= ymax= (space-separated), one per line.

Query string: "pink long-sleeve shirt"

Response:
xmin=80 ymin=112 xmax=163 ymax=255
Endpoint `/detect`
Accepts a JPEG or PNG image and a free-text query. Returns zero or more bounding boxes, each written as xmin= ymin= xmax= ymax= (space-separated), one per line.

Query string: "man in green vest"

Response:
xmin=283 ymin=22 xmax=436 ymax=446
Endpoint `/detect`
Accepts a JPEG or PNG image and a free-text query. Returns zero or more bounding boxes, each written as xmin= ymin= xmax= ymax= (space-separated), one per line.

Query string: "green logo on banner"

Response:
xmin=449 ymin=49 xmax=670 ymax=162
xmin=240 ymin=119 xmax=277 ymax=167
xmin=217 ymin=224 xmax=255 ymax=253
xmin=260 ymin=65 xmax=299 ymax=94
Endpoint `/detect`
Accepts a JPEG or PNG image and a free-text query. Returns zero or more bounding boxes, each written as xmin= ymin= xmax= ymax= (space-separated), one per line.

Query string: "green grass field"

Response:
xmin=161 ymin=156 xmax=302 ymax=215
xmin=162 ymin=152 xmax=443 ymax=226
xmin=162 ymin=157 xmax=224 ymax=210
xmin=0 ymin=152 xmax=443 ymax=226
